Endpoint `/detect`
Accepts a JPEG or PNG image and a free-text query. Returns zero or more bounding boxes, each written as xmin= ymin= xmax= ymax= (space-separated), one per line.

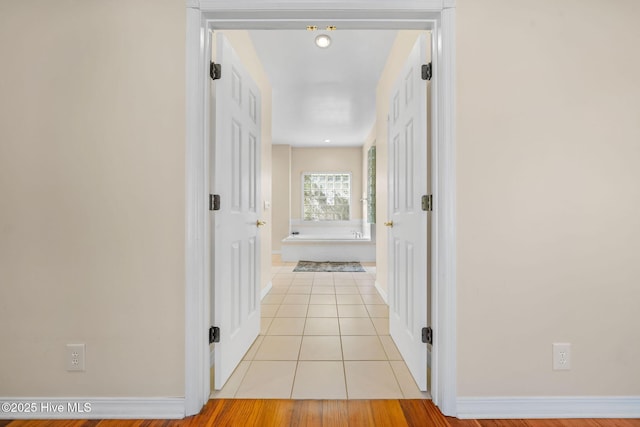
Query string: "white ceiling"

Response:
xmin=248 ymin=30 xmax=397 ymax=147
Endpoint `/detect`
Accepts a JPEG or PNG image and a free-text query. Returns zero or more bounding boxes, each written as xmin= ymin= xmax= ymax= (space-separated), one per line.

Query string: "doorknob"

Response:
xmin=256 ymin=220 xmax=266 ymax=227
xmin=384 ymin=221 xmax=393 ymax=228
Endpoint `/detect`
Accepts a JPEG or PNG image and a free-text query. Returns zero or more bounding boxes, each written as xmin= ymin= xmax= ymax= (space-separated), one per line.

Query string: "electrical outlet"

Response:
xmin=66 ymin=344 xmax=85 ymax=372
xmin=553 ymin=343 xmax=571 ymax=370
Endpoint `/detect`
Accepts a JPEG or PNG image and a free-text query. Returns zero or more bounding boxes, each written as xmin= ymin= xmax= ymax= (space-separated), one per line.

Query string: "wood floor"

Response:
xmin=1 ymin=400 xmax=639 ymax=427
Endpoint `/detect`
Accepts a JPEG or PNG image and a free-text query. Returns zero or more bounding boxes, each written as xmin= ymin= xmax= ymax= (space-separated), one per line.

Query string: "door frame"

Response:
xmin=184 ymin=0 xmax=457 ymax=417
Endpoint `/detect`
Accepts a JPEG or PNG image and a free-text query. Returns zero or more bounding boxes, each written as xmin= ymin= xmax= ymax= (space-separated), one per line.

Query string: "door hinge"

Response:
xmin=421 ymin=194 xmax=433 ymax=212
xmin=422 ymin=327 xmax=433 ymax=345
xmin=210 ymin=61 xmax=222 ymax=80
xmin=209 ymin=194 xmax=220 ymax=211
xmin=209 ymin=326 xmax=220 ymax=344
xmin=422 ymin=62 xmax=432 ymax=81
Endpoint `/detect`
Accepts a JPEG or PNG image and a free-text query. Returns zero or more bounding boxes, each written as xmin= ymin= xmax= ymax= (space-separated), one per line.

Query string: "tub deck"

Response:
xmin=281 ymin=234 xmax=375 ymax=262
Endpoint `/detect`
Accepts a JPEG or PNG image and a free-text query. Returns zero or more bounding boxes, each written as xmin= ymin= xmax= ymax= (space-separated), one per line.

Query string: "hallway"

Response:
xmin=211 ymin=260 xmax=429 ymax=399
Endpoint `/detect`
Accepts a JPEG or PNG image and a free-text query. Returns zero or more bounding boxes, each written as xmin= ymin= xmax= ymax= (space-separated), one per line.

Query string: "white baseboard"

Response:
xmin=457 ymin=396 xmax=640 ymax=419
xmin=374 ymin=280 xmax=388 ymax=304
xmin=261 ymin=281 xmax=272 ymax=300
xmin=0 ymin=397 xmax=184 ymax=419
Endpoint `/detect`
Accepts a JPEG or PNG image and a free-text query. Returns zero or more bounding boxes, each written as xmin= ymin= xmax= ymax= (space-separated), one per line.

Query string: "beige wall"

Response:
xmin=373 ymin=31 xmax=423 ymax=295
xmin=290 ymin=147 xmax=363 ymax=220
xmin=0 ymin=0 xmax=185 ymax=396
xmin=457 ymin=0 xmax=640 ymax=396
xmin=217 ymin=31 xmax=273 ymax=292
xmin=272 ymin=145 xmax=291 ymax=252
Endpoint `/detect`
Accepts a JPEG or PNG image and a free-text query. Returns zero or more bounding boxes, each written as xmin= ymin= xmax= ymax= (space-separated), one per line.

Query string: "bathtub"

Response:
xmin=281 ymin=233 xmax=375 ymax=262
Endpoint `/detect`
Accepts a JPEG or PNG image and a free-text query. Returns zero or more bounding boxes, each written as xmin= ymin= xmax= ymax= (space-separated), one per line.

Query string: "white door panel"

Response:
xmin=211 ymin=34 xmax=262 ymax=390
xmin=388 ymin=34 xmax=428 ymax=391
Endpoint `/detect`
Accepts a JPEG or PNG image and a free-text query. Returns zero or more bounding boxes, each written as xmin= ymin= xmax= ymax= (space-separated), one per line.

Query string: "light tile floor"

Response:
xmin=211 ymin=262 xmax=430 ymax=400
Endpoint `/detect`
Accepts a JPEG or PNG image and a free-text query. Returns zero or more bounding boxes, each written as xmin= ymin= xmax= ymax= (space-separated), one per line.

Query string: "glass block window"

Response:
xmin=367 ymin=146 xmax=376 ymax=224
xmin=303 ymin=173 xmax=351 ymax=221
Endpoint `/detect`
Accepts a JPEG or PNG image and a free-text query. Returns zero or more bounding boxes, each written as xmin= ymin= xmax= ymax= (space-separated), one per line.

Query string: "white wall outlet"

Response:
xmin=553 ymin=342 xmax=571 ymax=370
xmin=66 ymin=344 xmax=86 ymax=372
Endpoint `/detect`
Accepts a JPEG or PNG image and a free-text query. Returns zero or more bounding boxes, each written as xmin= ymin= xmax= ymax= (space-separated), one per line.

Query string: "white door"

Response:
xmin=387 ymin=34 xmax=429 ymax=391
xmin=211 ymin=34 xmax=262 ymax=390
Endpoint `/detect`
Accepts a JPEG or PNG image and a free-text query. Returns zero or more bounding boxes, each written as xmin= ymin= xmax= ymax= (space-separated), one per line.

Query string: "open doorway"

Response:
xmin=184 ymin=3 xmax=456 ymax=417
xmin=209 ymin=29 xmax=432 ymax=400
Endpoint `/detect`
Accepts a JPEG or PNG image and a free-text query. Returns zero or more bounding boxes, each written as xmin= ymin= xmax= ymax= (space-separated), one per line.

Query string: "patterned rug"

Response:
xmin=293 ymin=261 xmax=366 ymax=273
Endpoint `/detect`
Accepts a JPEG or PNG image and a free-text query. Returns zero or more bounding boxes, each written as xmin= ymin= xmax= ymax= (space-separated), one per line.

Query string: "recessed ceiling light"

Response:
xmin=315 ymin=34 xmax=331 ymax=49
xmin=324 ymin=139 xmax=331 ymax=143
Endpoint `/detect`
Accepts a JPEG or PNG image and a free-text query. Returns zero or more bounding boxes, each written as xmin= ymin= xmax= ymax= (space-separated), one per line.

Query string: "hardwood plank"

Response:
xmin=225 ymin=399 xmax=272 ymax=426
xmin=196 ymin=399 xmax=235 ymax=427
xmin=321 ymin=401 xmax=348 ymax=427
xmin=2 ymin=400 xmax=638 ymax=427
xmin=592 ymin=421 xmax=640 ymax=427
xmin=477 ymin=421 xmax=530 ymax=427
xmin=195 ymin=399 xmax=259 ymax=427
xmin=290 ymin=400 xmax=323 ymax=427
xmin=445 ymin=416 xmax=482 ymax=427
xmin=140 ymin=421 xmax=174 ymax=427
xmin=96 ymin=421 xmax=145 ymax=427
xmin=368 ymin=400 xmax=409 ymax=427
xmin=399 ymin=400 xmax=447 ymax=427
xmin=418 ymin=399 xmax=451 ymax=427
xmin=346 ymin=400 xmax=376 ymax=427
xmin=240 ymin=398 xmax=275 ymax=426
xmin=1 ymin=422 xmax=95 ymax=427
xmin=254 ymin=399 xmax=295 ymax=427
xmin=522 ymin=419 xmax=601 ymax=427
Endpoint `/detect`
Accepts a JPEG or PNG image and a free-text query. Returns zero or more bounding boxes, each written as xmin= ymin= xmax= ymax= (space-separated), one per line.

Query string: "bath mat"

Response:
xmin=293 ymin=261 xmax=366 ymax=273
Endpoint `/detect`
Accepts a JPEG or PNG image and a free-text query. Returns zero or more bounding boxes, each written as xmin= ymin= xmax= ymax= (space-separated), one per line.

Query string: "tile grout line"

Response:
xmin=334 ymin=272 xmax=351 ymax=399
xmin=263 ymin=263 xmax=409 ymax=400
xmin=231 ymin=359 xmax=253 ymax=399
xmin=291 ymin=270 xmax=314 ymax=399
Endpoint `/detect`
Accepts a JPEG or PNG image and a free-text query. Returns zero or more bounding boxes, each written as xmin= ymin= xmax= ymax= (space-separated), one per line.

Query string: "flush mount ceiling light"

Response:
xmin=315 ymin=34 xmax=332 ymax=48
xmin=324 ymin=139 xmax=331 ymax=143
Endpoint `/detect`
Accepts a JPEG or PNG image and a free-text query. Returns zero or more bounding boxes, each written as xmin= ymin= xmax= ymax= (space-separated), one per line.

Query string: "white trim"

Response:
xmin=261 ymin=281 xmax=273 ymax=300
xmin=374 ymin=281 xmax=388 ymax=304
xmin=199 ymin=0 xmax=447 ymax=11
xmin=185 ymin=0 xmax=457 ymax=418
xmin=0 ymin=398 xmax=184 ymax=420
xmin=457 ymin=396 xmax=640 ymax=419
xmin=184 ymin=6 xmax=208 ymax=417
xmin=432 ymin=6 xmax=457 ymax=417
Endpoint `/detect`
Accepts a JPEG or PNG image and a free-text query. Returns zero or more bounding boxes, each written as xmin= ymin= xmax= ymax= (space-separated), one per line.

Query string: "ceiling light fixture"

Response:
xmin=324 ymin=139 xmax=331 ymax=143
xmin=315 ymin=34 xmax=331 ymax=49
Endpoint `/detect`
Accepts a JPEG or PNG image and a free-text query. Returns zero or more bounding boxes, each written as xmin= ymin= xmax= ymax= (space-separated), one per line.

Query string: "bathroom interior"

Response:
xmin=273 ymin=144 xmax=377 ymax=264
xmin=210 ymin=28 xmax=430 ymax=399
